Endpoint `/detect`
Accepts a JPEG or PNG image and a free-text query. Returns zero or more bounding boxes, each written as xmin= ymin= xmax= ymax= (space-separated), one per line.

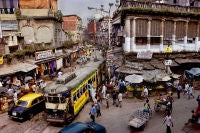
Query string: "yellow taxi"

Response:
xmin=8 ymin=93 xmax=45 ymax=121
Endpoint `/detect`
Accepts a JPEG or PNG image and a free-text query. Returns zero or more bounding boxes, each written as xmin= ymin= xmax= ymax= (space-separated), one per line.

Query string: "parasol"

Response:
xmin=25 ymin=76 xmax=33 ymax=82
xmin=125 ymin=74 xmax=143 ymax=84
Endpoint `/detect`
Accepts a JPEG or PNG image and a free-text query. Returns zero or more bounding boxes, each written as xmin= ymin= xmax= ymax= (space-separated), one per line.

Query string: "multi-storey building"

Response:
xmin=0 ymin=0 xmax=20 ymax=54
xmin=113 ymin=0 xmax=200 ymax=53
xmin=18 ymin=0 xmax=62 ymax=47
xmin=62 ymin=15 xmax=82 ymax=42
xmin=0 ymin=0 xmax=63 ymax=54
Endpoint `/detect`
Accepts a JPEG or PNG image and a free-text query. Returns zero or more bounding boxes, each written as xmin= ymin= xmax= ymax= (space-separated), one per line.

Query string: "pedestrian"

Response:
xmin=112 ymin=90 xmax=117 ymax=106
xmin=142 ymin=86 xmax=148 ymax=99
xmin=143 ymin=99 xmax=151 ymax=115
xmin=163 ymin=112 xmax=173 ymax=133
xmin=197 ymin=94 xmax=200 ymax=106
xmin=90 ymin=103 xmax=96 ymax=122
xmin=177 ymin=84 xmax=182 ymax=99
xmin=101 ymin=84 xmax=107 ymax=99
xmin=105 ymin=93 xmax=110 ymax=108
xmin=188 ymin=84 xmax=195 ymax=99
xmin=118 ymin=92 xmax=123 ymax=108
xmin=184 ymin=82 xmax=189 ymax=95
xmin=96 ymin=99 xmax=101 ymax=117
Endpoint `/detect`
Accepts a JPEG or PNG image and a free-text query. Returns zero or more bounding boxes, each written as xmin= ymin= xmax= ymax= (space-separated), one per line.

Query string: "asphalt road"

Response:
xmin=0 ymin=91 xmax=200 ymax=133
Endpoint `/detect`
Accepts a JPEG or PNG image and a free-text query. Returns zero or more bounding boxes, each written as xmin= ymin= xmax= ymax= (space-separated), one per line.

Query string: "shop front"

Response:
xmin=35 ymin=50 xmax=56 ymax=79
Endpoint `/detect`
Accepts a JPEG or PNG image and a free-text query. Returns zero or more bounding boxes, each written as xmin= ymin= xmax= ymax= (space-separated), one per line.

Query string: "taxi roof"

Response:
xmin=19 ymin=93 xmax=42 ymax=101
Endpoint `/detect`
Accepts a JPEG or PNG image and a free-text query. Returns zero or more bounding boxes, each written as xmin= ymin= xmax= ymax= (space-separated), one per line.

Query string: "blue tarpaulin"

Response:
xmin=185 ymin=68 xmax=200 ymax=77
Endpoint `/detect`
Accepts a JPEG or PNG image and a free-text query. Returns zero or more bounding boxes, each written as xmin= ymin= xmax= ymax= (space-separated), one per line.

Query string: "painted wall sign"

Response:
xmin=1 ymin=20 xmax=18 ymax=31
xmin=137 ymin=51 xmax=152 ymax=59
xmin=35 ymin=50 xmax=54 ymax=61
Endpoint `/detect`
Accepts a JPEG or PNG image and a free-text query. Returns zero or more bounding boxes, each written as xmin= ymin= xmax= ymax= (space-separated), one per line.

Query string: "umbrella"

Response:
xmin=159 ymin=76 xmax=171 ymax=82
xmin=25 ymin=76 xmax=33 ymax=82
xmin=125 ymin=74 xmax=143 ymax=83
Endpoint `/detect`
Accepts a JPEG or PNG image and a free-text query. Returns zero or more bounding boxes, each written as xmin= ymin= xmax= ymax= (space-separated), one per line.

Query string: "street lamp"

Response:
xmin=88 ymin=3 xmax=113 ymax=48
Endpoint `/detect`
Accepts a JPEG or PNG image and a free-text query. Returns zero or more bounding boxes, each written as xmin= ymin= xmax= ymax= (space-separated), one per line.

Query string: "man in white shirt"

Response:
xmin=143 ymin=86 xmax=149 ymax=99
xmin=163 ymin=112 xmax=173 ymax=133
xmin=102 ymin=84 xmax=107 ymax=99
xmin=118 ymin=92 xmax=123 ymax=108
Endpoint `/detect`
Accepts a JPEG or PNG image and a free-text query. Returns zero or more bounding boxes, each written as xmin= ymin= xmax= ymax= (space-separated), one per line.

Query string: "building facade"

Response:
xmin=113 ymin=0 xmax=200 ymax=53
xmin=0 ymin=0 xmax=63 ymax=55
xmin=62 ymin=15 xmax=82 ymax=42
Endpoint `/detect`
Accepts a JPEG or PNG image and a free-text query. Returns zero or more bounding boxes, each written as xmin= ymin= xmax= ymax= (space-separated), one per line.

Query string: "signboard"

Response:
xmin=0 ymin=56 xmax=3 ymax=65
xmin=165 ymin=45 xmax=172 ymax=53
xmin=35 ymin=50 xmax=54 ymax=61
xmin=55 ymin=49 xmax=63 ymax=56
xmin=137 ymin=51 xmax=152 ymax=59
xmin=106 ymin=53 xmax=114 ymax=60
xmin=164 ymin=60 xmax=172 ymax=66
xmin=1 ymin=21 xmax=18 ymax=31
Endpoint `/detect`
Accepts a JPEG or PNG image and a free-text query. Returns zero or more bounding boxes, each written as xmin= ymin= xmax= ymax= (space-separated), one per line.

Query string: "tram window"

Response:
xmin=48 ymin=97 xmax=59 ymax=103
xmin=83 ymin=86 xmax=86 ymax=92
xmin=80 ymin=88 xmax=83 ymax=95
xmin=77 ymin=91 xmax=80 ymax=98
xmin=73 ymin=95 xmax=77 ymax=102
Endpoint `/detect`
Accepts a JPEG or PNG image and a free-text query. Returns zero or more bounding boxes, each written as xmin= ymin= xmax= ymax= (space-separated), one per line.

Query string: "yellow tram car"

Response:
xmin=44 ymin=59 xmax=105 ymax=123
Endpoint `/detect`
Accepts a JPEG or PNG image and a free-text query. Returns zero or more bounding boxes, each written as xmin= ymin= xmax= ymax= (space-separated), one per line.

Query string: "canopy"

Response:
xmin=143 ymin=69 xmax=168 ymax=83
xmin=125 ymin=74 xmax=143 ymax=83
xmin=185 ymin=68 xmax=200 ymax=76
xmin=24 ymin=76 xmax=33 ymax=82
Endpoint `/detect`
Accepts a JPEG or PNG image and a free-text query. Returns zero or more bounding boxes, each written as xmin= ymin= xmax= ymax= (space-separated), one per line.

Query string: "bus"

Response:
xmin=43 ymin=58 xmax=105 ymax=123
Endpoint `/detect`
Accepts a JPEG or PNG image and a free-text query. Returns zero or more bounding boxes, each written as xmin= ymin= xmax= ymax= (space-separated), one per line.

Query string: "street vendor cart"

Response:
xmin=128 ymin=108 xmax=152 ymax=131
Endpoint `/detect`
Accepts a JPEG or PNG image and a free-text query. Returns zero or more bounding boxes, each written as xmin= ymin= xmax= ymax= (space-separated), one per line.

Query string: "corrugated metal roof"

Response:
xmin=0 ymin=63 xmax=38 ymax=76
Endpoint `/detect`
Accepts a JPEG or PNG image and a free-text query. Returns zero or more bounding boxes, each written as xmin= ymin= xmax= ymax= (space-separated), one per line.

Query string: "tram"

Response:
xmin=44 ymin=59 xmax=105 ymax=123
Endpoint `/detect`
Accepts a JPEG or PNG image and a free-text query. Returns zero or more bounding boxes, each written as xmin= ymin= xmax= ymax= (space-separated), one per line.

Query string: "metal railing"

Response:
xmin=121 ymin=1 xmax=200 ymax=13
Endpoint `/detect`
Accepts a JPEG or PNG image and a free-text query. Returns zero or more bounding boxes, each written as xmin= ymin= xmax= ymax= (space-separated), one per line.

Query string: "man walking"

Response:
xmin=177 ymin=84 xmax=182 ymax=99
xmin=90 ymin=103 xmax=96 ymax=122
xmin=101 ymin=84 xmax=107 ymax=99
xmin=118 ymin=92 xmax=123 ymax=108
xmin=105 ymin=93 xmax=110 ymax=108
xmin=196 ymin=94 xmax=200 ymax=106
xmin=188 ymin=84 xmax=195 ymax=99
xmin=163 ymin=112 xmax=173 ymax=133
xmin=112 ymin=90 xmax=117 ymax=106
xmin=96 ymin=100 xmax=101 ymax=117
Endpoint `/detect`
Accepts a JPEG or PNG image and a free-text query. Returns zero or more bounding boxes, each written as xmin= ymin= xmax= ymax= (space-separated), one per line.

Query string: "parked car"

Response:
xmin=8 ymin=93 xmax=45 ymax=120
xmin=58 ymin=121 xmax=106 ymax=133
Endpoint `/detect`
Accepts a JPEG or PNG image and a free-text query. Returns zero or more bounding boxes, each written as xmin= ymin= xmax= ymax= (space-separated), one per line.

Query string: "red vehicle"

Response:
xmin=190 ymin=106 xmax=200 ymax=124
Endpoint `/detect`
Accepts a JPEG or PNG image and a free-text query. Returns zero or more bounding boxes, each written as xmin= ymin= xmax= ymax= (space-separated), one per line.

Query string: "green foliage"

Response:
xmin=13 ymin=50 xmax=26 ymax=60
xmin=4 ymin=54 xmax=13 ymax=64
xmin=54 ymin=10 xmax=63 ymax=22
xmin=62 ymin=40 xmax=76 ymax=49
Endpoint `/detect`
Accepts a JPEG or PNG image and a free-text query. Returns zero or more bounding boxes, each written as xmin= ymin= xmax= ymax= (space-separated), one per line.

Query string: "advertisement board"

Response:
xmin=35 ymin=50 xmax=54 ymax=61
xmin=137 ymin=51 xmax=152 ymax=59
xmin=1 ymin=20 xmax=18 ymax=31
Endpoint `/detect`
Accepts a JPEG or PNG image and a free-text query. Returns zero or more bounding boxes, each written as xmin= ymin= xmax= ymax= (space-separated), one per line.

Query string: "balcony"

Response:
xmin=121 ymin=1 xmax=200 ymax=13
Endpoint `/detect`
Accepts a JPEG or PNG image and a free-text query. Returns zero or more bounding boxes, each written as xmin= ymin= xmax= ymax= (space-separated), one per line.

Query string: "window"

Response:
xmin=77 ymin=91 xmax=80 ymax=98
xmin=17 ymin=100 xmax=28 ymax=107
xmin=38 ymin=97 xmax=44 ymax=102
xmin=32 ymin=99 xmax=38 ymax=105
xmin=73 ymin=95 xmax=77 ymax=102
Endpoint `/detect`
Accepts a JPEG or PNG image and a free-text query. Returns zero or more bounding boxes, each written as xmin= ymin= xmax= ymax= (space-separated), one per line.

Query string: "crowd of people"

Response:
xmin=88 ymin=77 xmax=200 ymax=133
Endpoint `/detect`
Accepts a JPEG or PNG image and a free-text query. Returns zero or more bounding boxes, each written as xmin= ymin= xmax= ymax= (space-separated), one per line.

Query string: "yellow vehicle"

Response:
xmin=44 ymin=58 xmax=105 ymax=123
xmin=8 ymin=93 xmax=45 ymax=120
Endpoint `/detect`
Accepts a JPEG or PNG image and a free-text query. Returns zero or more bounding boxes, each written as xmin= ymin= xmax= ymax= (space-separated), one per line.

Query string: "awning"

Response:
xmin=175 ymin=58 xmax=200 ymax=64
xmin=125 ymin=74 xmax=143 ymax=83
xmin=185 ymin=68 xmax=200 ymax=76
xmin=116 ymin=66 xmax=143 ymax=74
xmin=0 ymin=63 xmax=38 ymax=76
